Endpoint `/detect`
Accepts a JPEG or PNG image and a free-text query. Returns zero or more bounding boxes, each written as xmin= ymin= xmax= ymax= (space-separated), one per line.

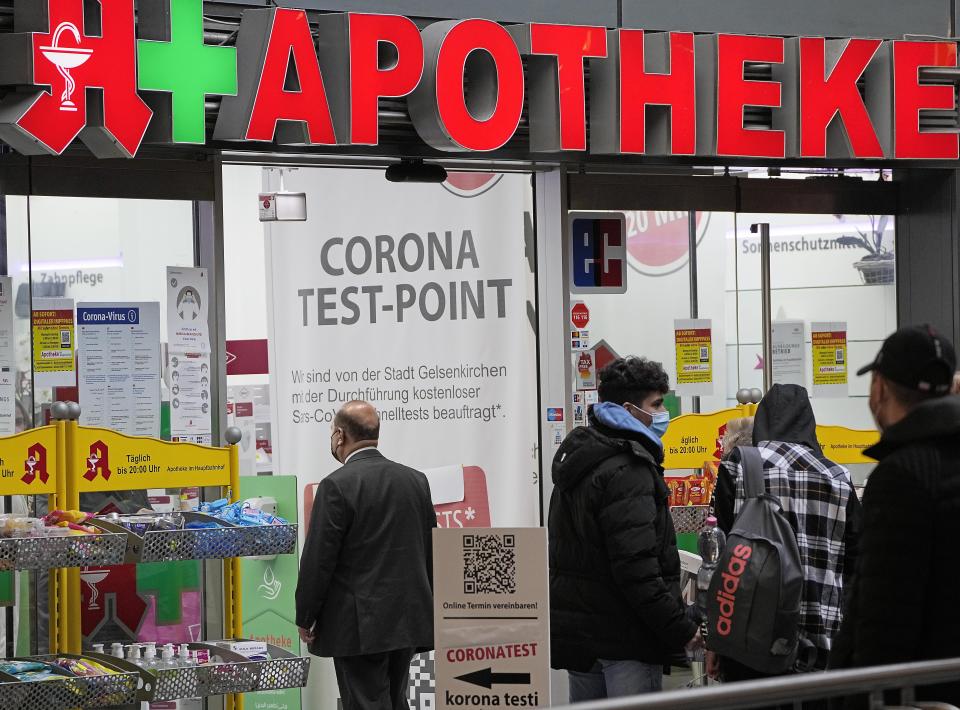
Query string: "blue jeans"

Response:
xmin=568 ymin=659 xmax=664 ymax=702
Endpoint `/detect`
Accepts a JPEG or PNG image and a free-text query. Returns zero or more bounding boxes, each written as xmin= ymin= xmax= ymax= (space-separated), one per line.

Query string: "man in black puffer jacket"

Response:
xmin=549 ymin=357 xmax=702 ymax=702
xmin=831 ymin=325 xmax=960 ymax=706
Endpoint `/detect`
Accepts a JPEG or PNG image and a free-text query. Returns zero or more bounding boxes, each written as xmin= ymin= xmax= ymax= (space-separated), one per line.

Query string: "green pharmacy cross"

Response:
xmin=138 ymin=0 xmax=238 ymax=143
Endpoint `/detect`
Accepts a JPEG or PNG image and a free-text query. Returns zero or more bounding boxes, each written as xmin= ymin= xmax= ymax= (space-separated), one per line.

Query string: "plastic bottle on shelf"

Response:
xmin=177 ymin=644 xmax=194 ymax=668
xmin=142 ymin=645 xmax=158 ymax=670
xmin=91 ymin=643 xmax=104 ymax=655
xmin=126 ymin=644 xmax=143 ymax=667
xmin=111 ymin=643 xmax=124 ymax=659
xmin=696 ymin=515 xmax=726 ymax=621
xmin=160 ymin=646 xmax=177 ymax=670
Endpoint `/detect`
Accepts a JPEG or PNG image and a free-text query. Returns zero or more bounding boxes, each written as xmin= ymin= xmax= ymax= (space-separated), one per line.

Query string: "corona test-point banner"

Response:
xmin=265 ymin=168 xmax=539 ymax=707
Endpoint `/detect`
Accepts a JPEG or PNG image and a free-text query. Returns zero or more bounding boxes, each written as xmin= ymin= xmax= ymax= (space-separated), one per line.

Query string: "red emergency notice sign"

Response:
xmin=571 ymin=302 xmax=589 ymax=329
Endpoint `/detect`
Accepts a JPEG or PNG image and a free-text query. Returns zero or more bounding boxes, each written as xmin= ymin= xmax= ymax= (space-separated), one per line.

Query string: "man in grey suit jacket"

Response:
xmin=296 ymin=400 xmax=436 ymax=710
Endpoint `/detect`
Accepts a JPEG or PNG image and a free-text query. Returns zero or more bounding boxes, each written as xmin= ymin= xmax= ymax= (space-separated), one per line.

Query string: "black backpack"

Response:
xmin=706 ymin=446 xmax=803 ymax=674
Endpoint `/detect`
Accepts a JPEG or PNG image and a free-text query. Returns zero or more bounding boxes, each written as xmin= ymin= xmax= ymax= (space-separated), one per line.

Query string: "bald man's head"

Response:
xmin=334 ymin=401 xmax=381 ymax=445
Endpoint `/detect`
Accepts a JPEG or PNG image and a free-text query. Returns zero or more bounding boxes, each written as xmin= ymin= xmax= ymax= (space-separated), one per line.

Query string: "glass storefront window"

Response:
xmin=0 ymin=194 xmax=197 ymax=656
xmin=571 ymin=206 xmax=897 ymax=487
xmin=5 ymin=195 xmax=195 ymax=428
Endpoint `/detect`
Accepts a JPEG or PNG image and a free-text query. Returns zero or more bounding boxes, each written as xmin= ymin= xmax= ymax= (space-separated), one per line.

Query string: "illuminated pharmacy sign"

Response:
xmin=0 ymin=0 xmax=956 ymax=159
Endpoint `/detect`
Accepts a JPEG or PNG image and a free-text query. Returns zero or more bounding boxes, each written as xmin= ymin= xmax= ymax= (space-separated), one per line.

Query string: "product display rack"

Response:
xmin=87 ymin=641 xmax=310 ymax=702
xmin=670 ymin=505 xmax=710 ymax=534
xmin=0 ymin=526 xmax=128 ymax=570
xmin=91 ymin=511 xmax=297 ymax=563
xmin=0 ymin=656 xmax=139 ymax=708
xmin=0 ymin=403 xmax=310 ymax=710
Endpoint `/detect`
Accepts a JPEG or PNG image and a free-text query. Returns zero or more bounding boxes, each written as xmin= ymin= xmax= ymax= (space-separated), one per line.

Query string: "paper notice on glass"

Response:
xmin=78 ymin=303 xmax=161 ymax=437
xmin=169 ymin=351 xmax=212 ymax=445
xmin=772 ymin=320 xmax=806 ymax=388
xmin=0 ymin=276 xmax=14 ymax=366
xmin=32 ymin=298 xmax=75 ymax=388
xmin=167 ymin=267 xmax=212 ymax=443
xmin=572 ymin=392 xmax=585 ymax=426
xmin=0 ymin=276 xmax=16 ymax=435
xmin=167 ymin=267 xmax=210 ymax=353
xmin=674 ymin=318 xmax=714 ymax=396
xmin=0 ymin=367 xmax=15 ymax=436
xmin=811 ymin=322 xmax=848 ymax=397
xmin=574 ymin=350 xmax=597 ymax=390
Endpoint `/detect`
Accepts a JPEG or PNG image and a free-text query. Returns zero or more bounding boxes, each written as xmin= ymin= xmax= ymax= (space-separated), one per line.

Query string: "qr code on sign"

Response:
xmin=463 ymin=534 xmax=516 ymax=595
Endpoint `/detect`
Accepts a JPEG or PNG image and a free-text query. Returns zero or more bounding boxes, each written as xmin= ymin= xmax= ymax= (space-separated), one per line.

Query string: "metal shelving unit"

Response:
xmin=0 ymin=657 xmax=139 ymax=708
xmin=0 ymin=532 xmax=127 ymax=571
xmin=88 ymin=642 xmax=311 ymax=703
xmin=0 ymin=413 xmax=310 ymax=710
xmin=671 ymin=505 xmax=710 ymax=533
xmin=90 ymin=513 xmax=297 ymax=564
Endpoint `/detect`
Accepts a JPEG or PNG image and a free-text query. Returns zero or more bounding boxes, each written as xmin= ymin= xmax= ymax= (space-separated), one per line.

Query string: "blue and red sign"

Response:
xmin=570 ymin=213 xmax=628 ymax=294
xmin=546 ymin=408 xmax=564 ymax=422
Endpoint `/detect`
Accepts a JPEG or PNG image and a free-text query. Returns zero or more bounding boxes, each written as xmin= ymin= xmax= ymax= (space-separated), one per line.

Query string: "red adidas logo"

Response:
xmin=715 ymin=544 xmax=753 ymax=637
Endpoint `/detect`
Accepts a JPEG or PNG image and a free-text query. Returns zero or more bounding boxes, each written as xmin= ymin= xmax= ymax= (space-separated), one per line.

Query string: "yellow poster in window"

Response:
xmin=811 ymin=322 xmax=848 ymax=397
xmin=32 ymin=298 xmax=75 ymax=388
xmin=674 ymin=319 xmax=713 ymax=395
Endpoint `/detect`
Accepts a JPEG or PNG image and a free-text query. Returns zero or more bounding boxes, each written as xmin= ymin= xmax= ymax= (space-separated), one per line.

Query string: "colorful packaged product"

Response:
xmin=0 ymin=661 xmax=48 ymax=674
xmin=686 ymin=475 xmax=709 ymax=505
xmin=666 ymin=477 xmax=688 ymax=507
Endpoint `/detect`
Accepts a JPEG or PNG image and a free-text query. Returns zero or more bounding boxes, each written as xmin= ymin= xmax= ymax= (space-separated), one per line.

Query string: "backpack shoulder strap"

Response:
xmin=736 ymin=446 xmax=766 ymax=499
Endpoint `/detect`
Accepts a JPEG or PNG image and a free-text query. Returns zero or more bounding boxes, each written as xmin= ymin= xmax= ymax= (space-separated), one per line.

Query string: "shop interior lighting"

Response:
xmin=726 ymin=220 xmax=893 ymax=240
xmin=384 ymin=159 xmax=448 ymax=183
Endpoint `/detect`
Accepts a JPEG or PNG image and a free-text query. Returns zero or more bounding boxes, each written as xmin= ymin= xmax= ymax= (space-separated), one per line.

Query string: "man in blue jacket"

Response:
xmin=549 ymin=356 xmax=702 ymax=701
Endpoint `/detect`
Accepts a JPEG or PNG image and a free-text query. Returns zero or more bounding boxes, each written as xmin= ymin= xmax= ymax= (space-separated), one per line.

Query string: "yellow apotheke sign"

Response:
xmin=74 ymin=427 xmax=231 ymax=493
xmin=662 ymin=408 xmax=740 ymax=470
xmin=662 ymin=406 xmax=879 ymax=470
xmin=0 ymin=425 xmax=58 ymax=496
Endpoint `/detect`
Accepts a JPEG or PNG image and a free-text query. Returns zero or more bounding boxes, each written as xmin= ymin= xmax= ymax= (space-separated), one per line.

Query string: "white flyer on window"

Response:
xmin=78 ymin=303 xmax=161 ymax=437
xmin=0 ymin=367 xmax=15 ymax=436
xmin=772 ymin=320 xmax=806 ymax=388
xmin=167 ymin=267 xmax=210 ymax=353
xmin=168 ymin=351 xmax=212 ymax=445
xmin=0 ymin=277 xmax=15 ymax=436
xmin=0 ymin=276 xmax=14 ymax=366
xmin=167 ymin=267 xmax=212 ymax=443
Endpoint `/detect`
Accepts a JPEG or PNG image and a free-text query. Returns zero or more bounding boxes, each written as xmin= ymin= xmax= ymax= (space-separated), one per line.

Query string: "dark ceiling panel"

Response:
xmin=621 ymin=0 xmax=950 ymax=38
xmin=215 ymin=0 xmax=619 ymax=25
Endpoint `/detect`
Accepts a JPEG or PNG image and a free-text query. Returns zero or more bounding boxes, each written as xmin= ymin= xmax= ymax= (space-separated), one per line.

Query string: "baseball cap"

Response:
xmin=857 ymin=324 xmax=957 ymax=394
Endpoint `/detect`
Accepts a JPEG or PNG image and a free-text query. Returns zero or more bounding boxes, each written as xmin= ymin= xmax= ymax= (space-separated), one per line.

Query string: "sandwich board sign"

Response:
xmin=434 ymin=528 xmax=550 ymax=709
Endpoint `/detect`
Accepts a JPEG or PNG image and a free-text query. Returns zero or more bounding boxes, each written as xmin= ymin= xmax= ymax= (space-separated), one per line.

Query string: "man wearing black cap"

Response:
xmin=830 ymin=324 xmax=960 ymax=704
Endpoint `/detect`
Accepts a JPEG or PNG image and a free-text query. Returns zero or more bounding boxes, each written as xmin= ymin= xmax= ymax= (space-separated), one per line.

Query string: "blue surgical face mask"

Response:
xmin=643 ymin=409 xmax=671 ymax=438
